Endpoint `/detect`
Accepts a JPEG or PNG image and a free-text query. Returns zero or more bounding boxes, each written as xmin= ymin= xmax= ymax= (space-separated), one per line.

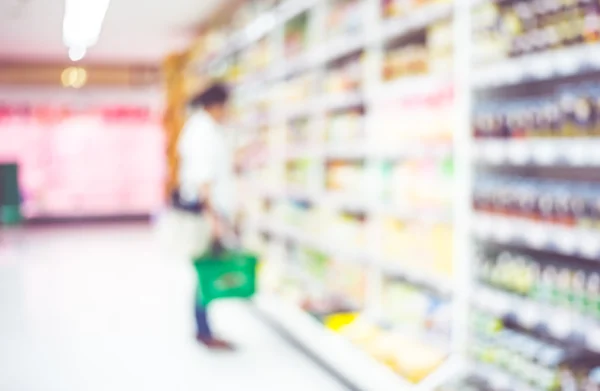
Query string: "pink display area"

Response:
xmin=0 ymin=104 xmax=165 ymax=218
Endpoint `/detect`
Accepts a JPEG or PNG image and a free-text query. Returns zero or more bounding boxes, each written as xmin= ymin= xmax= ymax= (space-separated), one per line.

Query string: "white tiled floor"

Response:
xmin=0 ymin=224 xmax=348 ymax=391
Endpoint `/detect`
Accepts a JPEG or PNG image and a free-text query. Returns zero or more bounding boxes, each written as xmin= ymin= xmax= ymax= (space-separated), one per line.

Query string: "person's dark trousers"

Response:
xmin=195 ymin=302 xmax=213 ymax=339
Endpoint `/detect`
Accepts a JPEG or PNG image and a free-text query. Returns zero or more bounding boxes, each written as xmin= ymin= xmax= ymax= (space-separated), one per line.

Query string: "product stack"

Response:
xmin=435 ymin=1 xmax=600 ymax=390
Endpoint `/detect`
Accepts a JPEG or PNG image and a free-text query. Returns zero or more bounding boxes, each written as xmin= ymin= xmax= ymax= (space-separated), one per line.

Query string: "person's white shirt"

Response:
xmin=177 ymin=108 xmax=236 ymax=219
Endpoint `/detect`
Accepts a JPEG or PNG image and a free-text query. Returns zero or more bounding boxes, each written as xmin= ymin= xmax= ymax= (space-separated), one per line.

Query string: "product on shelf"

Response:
xmin=383 ymin=42 xmax=429 ymax=81
xmin=286 ymin=159 xmax=313 ymax=190
xmin=287 ymin=117 xmax=312 ymax=146
xmin=322 ymin=210 xmax=367 ymax=252
xmin=326 ymin=0 xmax=365 ymax=39
xmin=473 ymin=174 xmax=600 ymax=229
xmin=428 ymin=19 xmax=454 ymax=73
xmin=472 ymin=0 xmax=600 ymax=65
xmin=381 ymin=0 xmax=450 ymax=20
xmin=381 ymin=157 xmax=454 ymax=213
xmin=282 ymin=73 xmax=317 ymax=106
xmin=286 ymin=247 xmax=360 ymax=315
xmin=371 ymin=84 xmax=454 ymax=147
xmin=236 ymin=37 xmax=274 ymax=80
xmin=325 ymin=109 xmax=364 ymax=143
xmin=326 ymin=159 xmax=365 ymax=195
xmin=382 ymin=280 xmax=452 ymax=340
xmin=473 ymin=79 xmax=600 ymax=139
xmin=285 ymin=12 xmax=310 ymax=58
xmin=325 ymin=55 xmax=364 ymax=95
xmin=327 ymin=260 xmax=367 ymax=308
xmin=381 ymin=218 xmax=453 ymax=277
xmin=382 ymin=19 xmax=453 ymax=82
xmin=468 ymin=307 xmax=600 ymax=391
xmin=475 ymin=247 xmax=600 ymax=322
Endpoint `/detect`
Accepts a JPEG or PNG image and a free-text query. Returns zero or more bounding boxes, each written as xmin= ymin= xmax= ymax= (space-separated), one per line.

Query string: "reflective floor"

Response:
xmin=0 ymin=224 xmax=347 ymax=391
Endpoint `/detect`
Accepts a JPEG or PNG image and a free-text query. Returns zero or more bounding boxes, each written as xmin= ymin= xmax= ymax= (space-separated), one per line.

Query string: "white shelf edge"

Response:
xmin=473 ymin=285 xmax=600 ymax=353
xmin=472 ymin=44 xmax=600 ymax=88
xmin=320 ymin=34 xmax=367 ymax=65
xmin=368 ymin=73 xmax=454 ymax=101
xmin=377 ymin=259 xmax=454 ymax=297
xmin=254 ymin=293 xmax=417 ymax=391
xmin=472 ymin=139 xmax=600 ymax=167
xmin=379 ymin=2 xmax=454 ymax=43
xmin=473 ymin=212 xmax=600 ymax=260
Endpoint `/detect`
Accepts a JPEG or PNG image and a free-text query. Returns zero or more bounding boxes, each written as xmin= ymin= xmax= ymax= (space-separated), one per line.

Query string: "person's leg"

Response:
xmin=195 ymin=303 xmax=213 ymax=340
xmin=195 ymin=300 xmax=234 ymax=350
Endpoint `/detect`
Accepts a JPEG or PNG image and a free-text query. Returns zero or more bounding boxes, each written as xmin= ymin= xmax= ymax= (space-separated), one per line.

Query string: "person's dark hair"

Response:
xmin=189 ymin=82 xmax=230 ymax=108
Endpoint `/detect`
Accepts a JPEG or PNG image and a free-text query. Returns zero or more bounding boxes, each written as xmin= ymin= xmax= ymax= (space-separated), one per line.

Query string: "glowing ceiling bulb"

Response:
xmin=62 ymin=0 xmax=111 ymax=49
xmin=68 ymin=46 xmax=86 ymax=62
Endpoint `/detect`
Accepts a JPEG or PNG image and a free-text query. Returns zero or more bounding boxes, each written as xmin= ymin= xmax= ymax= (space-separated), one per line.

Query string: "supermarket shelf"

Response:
xmin=325 ymin=144 xmax=367 ymax=160
xmin=202 ymin=0 xmax=320 ymax=70
xmin=279 ymin=142 xmax=453 ymax=162
xmin=369 ymin=73 xmax=453 ymax=100
xmin=277 ymin=222 xmax=370 ymax=264
xmin=472 ymin=44 xmax=600 ymax=88
xmin=370 ymin=142 xmax=453 ymax=160
xmin=277 ymin=0 xmax=320 ymax=28
xmin=472 ymin=361 xmax=541 ymax=391
xmin=284 ymin=49 xmax=322 ymax=78
xmin=384 ymin=206 xmax=453 ymax=224
xmin=379 ymin=2 xmax=454 ymax=43
xmin=254 ymin=293 xmax=417 ymax=391
xmin=472 ymin=213 xmax=600 ymax=260
xmin=378 ymin=260 xmax=453 ymax=297
xmin=473 ymin=139 xmax=600 ymax=167
xmin=473 ymin=285 xmax=600 ymax=352
xmin=321 ymin=92 xmax=364 ymax=112
xmin=286 ymin=188 xmax=320 ymax=202
xmin=278 ymin=98 xmax=320 ymax=120
xmin=285 ymin=146 xmax=322 ymax=161
xmin=320 ymin=34 xmax=367 ymax=64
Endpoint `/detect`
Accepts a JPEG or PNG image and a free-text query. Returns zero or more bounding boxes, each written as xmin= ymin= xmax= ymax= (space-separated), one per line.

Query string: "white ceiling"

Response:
xmin=0 ymin=0 xmax=222 ymax=64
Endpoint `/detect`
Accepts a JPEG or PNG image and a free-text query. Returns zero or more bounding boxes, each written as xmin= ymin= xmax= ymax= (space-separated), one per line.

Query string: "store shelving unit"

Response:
xmin=197 ymin=0 xmax=464 ymax=388
xmin=193 ymin=0 xmax=600 ymax=389
xmin=445 ymin=1 xmax=600 ymax=390
xmin=217 ymin=0 xmax=459 ymax=390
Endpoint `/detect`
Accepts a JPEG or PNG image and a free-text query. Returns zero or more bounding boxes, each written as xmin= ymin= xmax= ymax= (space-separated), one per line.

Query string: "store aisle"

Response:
xmin=0 ymin=224 xmax=348 ymax=391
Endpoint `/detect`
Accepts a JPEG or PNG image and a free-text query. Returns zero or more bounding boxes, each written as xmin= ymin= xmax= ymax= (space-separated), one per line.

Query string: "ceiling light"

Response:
xmin=62 ymin=0 xmax=111 ymax=50
xmin=61 ymin=67 xmax=88 ymax=88
xmin=68 ymin=46 xmax=86 ymax=62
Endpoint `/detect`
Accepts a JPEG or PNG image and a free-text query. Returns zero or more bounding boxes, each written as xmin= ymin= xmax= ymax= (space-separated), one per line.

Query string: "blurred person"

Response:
xmin=174 ymin=82 xmax=236 ymax=350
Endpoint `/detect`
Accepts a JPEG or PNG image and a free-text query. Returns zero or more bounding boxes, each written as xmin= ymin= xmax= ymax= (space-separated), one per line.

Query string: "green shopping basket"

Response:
xmin=194 ymin=248 xmax=258 ymax=306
